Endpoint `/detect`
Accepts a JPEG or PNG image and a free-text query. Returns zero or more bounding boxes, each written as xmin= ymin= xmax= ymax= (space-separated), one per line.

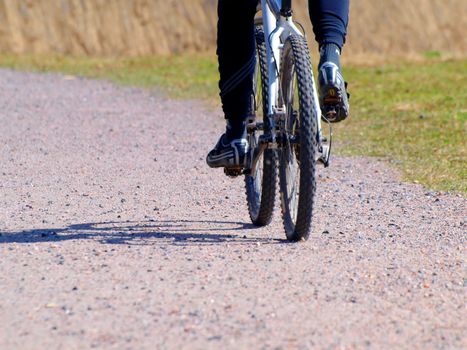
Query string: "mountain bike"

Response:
xmin=230 ymin=0 xmax=332 ymax=241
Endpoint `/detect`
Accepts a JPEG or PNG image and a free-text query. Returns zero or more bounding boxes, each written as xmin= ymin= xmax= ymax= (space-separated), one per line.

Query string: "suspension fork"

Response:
xmin=262 ymin=0 xmax=285 ymax=147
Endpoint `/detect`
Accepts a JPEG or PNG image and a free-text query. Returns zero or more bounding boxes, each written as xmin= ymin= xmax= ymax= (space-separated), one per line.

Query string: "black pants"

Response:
xmin=217 ymin=0 xmax=349 ymax=128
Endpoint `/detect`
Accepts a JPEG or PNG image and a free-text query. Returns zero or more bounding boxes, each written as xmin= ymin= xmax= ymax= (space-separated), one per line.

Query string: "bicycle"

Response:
xmin=226 ymin=0 xmax=332 ymax=241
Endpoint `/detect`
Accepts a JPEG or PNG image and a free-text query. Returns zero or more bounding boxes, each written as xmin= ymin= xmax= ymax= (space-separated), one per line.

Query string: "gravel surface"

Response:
xmin=0 ymin=69 xmax=465 ymax=350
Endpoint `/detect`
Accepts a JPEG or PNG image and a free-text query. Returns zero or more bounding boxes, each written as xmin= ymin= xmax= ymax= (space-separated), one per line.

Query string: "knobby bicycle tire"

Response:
xmin=245 ymin=26 xmax=278 ymax=226
xmin=279 ymin=34 xmax=318 ymax=241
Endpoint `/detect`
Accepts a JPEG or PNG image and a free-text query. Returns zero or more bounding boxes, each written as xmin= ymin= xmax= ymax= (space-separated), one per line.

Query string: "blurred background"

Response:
xmin=0 ymin=0 xmax=466 ymax=61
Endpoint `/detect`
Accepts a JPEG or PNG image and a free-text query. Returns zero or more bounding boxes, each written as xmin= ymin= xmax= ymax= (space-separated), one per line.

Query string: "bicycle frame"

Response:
xmin=262 ymin=0 xmax=301 ymax=118
xmin=248 ymin=0 xmax=327 ymax=175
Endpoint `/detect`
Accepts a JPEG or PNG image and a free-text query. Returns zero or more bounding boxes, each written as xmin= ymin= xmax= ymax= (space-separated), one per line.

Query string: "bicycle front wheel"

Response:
xmin=279 ymin=34 xmax=318 ymax=241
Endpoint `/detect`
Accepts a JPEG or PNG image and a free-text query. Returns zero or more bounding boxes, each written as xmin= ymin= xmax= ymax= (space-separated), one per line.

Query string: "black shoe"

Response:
xmin=206 ymin=133 xmax=248 ymax=169
xmin=318 ymin=45 xmax=350 ymax=123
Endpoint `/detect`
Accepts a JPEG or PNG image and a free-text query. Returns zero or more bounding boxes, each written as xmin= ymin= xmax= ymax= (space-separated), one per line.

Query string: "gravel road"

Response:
xmin=0 ymin=69 xmax=465 ymax=350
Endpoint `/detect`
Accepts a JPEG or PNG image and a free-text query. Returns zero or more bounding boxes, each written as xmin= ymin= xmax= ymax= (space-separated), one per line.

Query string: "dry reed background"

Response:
xmin=0 ymin=0 xmax=466 ymax=60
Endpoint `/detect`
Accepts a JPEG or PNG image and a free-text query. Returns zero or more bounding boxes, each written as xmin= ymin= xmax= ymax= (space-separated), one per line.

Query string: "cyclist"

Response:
xmin=207 ymin=0 xmax=349 ymax=169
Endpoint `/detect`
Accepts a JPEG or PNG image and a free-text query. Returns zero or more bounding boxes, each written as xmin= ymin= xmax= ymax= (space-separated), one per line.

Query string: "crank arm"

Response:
xmin=245 ymin=142 xmax=268 ymax=176
xmin=317 ymin=115 xmax=332 ymax=167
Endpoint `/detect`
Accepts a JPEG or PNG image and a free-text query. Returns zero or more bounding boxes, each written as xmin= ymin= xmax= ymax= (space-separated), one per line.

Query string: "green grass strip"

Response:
xmin=0 ymin=53 xmax=465 ymax=192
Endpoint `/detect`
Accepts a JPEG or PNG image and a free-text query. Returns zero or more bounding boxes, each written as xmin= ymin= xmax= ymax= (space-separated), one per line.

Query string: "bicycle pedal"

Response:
xmin=345 ymin=81 xmax=350 ymax=99
xmin=224 ymin=168 xmax=243 ymax=178
xmin=322 ymin=109 xmax=337 ymax=122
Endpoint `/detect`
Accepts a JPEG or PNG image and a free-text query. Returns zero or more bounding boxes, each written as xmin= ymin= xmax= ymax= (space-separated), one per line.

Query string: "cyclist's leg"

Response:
xmin=308 ymin=0 xmax=349 ymax=51
xmin=217 ymin=0 xmax=257 ymax=139
xmin=308 ymin=0 xmax=350 ymax=122
xmin=207 ymin=0 xmax=257 ymax=169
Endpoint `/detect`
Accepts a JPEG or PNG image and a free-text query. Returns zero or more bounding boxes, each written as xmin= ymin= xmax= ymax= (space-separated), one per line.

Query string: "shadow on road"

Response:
xmin=0 ymin=220 xmax=287 ymax=246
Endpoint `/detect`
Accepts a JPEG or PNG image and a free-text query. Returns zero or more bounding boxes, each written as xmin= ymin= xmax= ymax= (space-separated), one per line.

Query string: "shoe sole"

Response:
xmin=206 ymin=156 xmax=246 ymax=169
xmin=321 ymin=84 xmax=349 ymax=123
